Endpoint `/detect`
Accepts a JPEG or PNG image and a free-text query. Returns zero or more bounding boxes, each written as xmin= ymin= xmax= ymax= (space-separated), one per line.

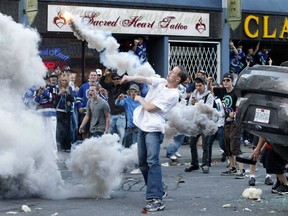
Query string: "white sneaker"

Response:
xmin=130 ymin=168 xmax=141 ymax=174
xmin=175 ymin=152 xmax=182 ymax=158
xmin=169 ymin=155 xmax=177 ymax=160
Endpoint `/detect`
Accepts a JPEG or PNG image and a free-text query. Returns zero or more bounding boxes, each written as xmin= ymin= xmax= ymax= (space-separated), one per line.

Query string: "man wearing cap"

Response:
xmin=185 ymin=76 xmax=214 ymax=174
xmin=115 ymin=84 xmax=141 ymax=148
xmin=208 ymin=73 xmax=244 ymax=178
xmin=34 ymin=71 xmax=59 ymax=154
xmin=96 ymin=69 xmax=102 ymax=79
xmin=99 ymin=70 xmax=130 ymax=144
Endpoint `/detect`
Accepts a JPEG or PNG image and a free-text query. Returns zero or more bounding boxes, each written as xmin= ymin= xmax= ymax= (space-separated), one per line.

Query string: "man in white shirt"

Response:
xmin=120 ymin=66 xmax=188 ymax=212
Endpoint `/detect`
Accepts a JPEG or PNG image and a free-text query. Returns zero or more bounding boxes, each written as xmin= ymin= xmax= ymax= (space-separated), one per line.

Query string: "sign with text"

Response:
xmin=25 ymin=0 xmax=38 ymax=24
xmin=227 ymin=0 xmax=242 ymax=31
xmin=47 ymin=5 xmax=209 ymax=37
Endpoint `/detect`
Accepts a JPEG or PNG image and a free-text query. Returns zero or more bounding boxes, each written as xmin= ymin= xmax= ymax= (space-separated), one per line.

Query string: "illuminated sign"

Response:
xmin=39 ymin=48 xmax=70 ymax=61
xmin=44 ymin=61 xmax=68 ymax=70
xmin=244 ymin=15 xmax=288 ymax=39
xmin=47 ymin=5 xmax=210 ymax=37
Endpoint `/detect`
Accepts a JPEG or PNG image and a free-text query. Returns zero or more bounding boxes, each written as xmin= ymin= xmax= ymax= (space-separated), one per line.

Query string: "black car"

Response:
xmin=235 ymin=65 xmax=288 ymax=161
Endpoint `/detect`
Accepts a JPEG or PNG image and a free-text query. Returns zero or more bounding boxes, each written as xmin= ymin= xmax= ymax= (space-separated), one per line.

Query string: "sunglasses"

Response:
xmin=223 ymin=79 xmax=232 ymax=82
xmin=112 ymin=77 xmax=120 ymax=81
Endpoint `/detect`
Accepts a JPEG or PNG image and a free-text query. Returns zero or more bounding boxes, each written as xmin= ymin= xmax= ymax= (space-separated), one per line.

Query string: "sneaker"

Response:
xmin=221 ymin=167 xmax=237 ymax=176
xmin=202 ymin=165 xmax=209 ymax=174
xmin=235 ymin=169 xmax=246 ymax=179
xmin=175 ymin=152 xmax=182 ymax=158
xmin=273 ymin=184 xmax=288 ymax=195
xmin=184 ymin=165 xmax=199 ymax=172
xmin=264 ymin=176 xmax=274 ymax=185
xmin=130 ymin=168 xmax=141 ymax=174
xmin=146 ymin=192 xmax=167 ymax=202
xmin=169 ymin=155 xmax=177 ymax=160
xmin=248 ymin=177 xmax=256 ymax=186
xmin=272 ymin=178 xmax=281 ymax=191
xmin=143 ymin=199 xmax=165 ymax=212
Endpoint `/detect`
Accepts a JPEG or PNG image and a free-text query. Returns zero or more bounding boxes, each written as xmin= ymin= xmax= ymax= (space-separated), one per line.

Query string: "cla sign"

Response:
xmin=244 ymin=15 xmax=288 ymax=39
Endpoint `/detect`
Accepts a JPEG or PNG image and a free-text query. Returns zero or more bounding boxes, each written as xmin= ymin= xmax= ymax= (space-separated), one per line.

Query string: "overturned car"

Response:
xmin=235 ymin=65 xmax=288 ymax=161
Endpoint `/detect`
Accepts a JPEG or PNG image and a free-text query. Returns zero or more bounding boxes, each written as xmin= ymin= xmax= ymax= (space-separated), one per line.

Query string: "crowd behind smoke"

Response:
xmin=69 ymin=14 xmax=221 ymax=144
xmin=0 ymin=11 xmax=220 ymax=199
xmin=0 ymin=13 xmax=63 ymax=199
xmin=0 ymin=13 xmax=137 ymax=199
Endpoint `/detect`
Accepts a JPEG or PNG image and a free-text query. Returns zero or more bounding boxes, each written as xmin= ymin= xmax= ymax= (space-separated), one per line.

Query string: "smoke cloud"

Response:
xmin=0 ymin=11 xmax=220 ymax=200
xmin=0 ymin=13 xmax=137 ymax=199
xmin=68 ymin=14 xmax=221 ymax=146
xmin=69 ymin=15 xmax=156 ymax=77
xmin=0 ymin=13 xmax=63 ymax=199
xmin=162 ymin=101 xmax=221 ymax=146
xmin=66 ymin=134 xmax=137 ymax=198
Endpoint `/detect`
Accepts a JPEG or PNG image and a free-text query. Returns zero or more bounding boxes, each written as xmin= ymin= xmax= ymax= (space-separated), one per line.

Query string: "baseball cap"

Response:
xmin=96 ymin=69 xmax=102 ymax=76
xmin=49 ymin=71 xmax=58 ymax=78
xmin=223 ymin=73 xmax=234 ymax=81
xmin=129 ymin=84 xmax=140 ymax=92
xmin=62 ymin=66 xmax=71 ymax=72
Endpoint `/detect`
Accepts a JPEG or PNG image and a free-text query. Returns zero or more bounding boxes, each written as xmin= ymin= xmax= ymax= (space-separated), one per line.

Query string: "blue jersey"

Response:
xmin=134 ymin=41 xmax=148 ymax=63
xmin=76 ymin=82 xmax=90 ymax=112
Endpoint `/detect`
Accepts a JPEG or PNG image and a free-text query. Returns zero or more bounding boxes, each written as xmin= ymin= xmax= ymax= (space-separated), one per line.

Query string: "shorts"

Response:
xmin=262 ymin=148 xmax=286 ymax=174
xmin=224 ymin=123 xmax=242 ymax=156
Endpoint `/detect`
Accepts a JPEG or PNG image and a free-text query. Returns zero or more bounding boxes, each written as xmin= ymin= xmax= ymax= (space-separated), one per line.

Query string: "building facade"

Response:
xmin=1 ymin=0 xmax=287 ymax=85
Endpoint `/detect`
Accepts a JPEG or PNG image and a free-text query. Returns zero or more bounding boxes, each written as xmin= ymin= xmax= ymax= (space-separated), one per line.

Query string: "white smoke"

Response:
xmin=0 ymin=13 xmax=137 ymax=200
xmin=69 ymin=15 xmax=156 ymax=77
xmin=68 ymin=14 xmax=221 ymax=148
xmin=162 ymin=101 xmax=221 ymax=146
xmin=65 ymin=134 xmax=137 ymax=199
xmin=0 ymin=13 xmax=63 ymax=199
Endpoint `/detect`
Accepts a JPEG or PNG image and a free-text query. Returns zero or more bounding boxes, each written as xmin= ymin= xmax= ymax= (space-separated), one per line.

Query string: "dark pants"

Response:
xmin=189 ymin=134 xmax=210 ymax=166
xmin=56 ymin=111 xmax=71 ymax=151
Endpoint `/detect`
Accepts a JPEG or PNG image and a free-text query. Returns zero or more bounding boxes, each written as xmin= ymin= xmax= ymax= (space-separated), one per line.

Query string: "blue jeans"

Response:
xmin=109 ymin=113 xmax=126 ymax=144
xmin=123 ymin=127 xmax=138 ymax=148
xmin=70 ymin=109 xmax=78 ymax=144
xmin=138 ymin=130 xmax=163 ymax=200
xmin=166 ymin=134 xmax=185 ymax=157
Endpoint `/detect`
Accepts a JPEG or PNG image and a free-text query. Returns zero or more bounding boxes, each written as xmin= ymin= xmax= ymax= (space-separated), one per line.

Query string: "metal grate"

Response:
xmin=169 ymin=41 xmax=220 ymax=82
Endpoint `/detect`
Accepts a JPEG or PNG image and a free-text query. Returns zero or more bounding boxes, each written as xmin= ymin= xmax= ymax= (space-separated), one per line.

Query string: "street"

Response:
xmin=0 ymin=143 xmax=287 ymax=216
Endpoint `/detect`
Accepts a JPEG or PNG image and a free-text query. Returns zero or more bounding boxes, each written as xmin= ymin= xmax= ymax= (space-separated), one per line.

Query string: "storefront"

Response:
xmin=230 ymin=10 xmax=288 ymax=66
xmin=1 ymin=0 xmax=222 ymax=84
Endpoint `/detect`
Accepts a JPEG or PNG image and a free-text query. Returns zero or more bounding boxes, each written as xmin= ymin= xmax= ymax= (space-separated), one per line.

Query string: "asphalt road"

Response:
xmin=1 ymin=143 xmax=288 ymax=216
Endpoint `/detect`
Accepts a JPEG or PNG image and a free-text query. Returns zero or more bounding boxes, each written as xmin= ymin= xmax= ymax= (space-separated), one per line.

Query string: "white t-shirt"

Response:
xmin=133 ymin=77 xmax=179 ymax=132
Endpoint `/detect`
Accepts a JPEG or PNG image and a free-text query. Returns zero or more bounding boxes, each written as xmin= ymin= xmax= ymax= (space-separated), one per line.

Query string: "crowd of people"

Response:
xmin=22 ymin=39 xmax=287 ymax=212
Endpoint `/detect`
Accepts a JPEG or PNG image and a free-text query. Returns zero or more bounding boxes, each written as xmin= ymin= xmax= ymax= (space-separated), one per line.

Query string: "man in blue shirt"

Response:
xmin=115 ymin=84 xmax=141 ymax=148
